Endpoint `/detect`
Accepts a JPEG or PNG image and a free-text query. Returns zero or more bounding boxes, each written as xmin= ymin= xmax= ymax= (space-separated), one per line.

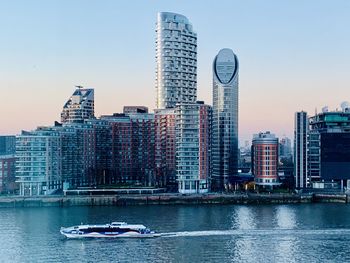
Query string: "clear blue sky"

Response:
xmin=1 ymin=0 xmax=349 ymax=143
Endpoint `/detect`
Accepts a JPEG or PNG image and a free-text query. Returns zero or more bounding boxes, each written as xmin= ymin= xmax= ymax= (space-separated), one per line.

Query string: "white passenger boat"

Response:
xmin=60 ymin=222 xmax=160 ymax=238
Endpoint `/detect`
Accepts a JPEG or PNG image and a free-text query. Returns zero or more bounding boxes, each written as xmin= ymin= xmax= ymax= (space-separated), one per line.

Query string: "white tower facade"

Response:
xmin=155 ymin=12 xmax=197 ymax=109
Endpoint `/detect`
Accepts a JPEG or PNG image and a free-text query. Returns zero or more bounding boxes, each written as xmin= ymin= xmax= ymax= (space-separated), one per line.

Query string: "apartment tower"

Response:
xmin=155 ymin=12 xmax=197 ymax=109
xmin=212 ymin=48 xmax=239 ymax=190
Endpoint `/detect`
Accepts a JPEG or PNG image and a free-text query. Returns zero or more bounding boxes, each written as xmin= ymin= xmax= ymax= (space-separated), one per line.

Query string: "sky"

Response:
xmin=0 ymin=0 xmax=349 ymax=144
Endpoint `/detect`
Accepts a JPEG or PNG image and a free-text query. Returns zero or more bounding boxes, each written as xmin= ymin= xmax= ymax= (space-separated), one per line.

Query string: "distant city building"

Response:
xmin=155 ymin=12 xmax=197 ymax=109
xmin=279 ymin=136 xmax=292 ymax=159
xmin=61 ymin=86 xmax=94 ymax=123
xmin=154 ymin=108 xmax=176 ymax=188
xmin=212 ymin=48 xmax=239 ymax=190
xmin=175 ymin=102 xmax=212 ymax=194
xmin=0 ymin=155 xmax=17 ymax=193
xmin=252 ymin=132 xmax=280 ymax=188
xmin=0 ymin=136 xmax=16 ymax=156
xmin=308 ymin=104 xmax=350 ymax=188
xmin=239 ymin=149 xmax=251 ymax=173
xmin=101 ymin=111 xmax=155 ymax=186
xmin=294 ymin=111 xmax=308 ymax=189
xmin=123 ymin=106 xmax=148 ymax=114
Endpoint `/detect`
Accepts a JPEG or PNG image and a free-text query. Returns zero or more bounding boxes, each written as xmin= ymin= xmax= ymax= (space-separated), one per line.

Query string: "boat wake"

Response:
xmin=160 ymin=228 xmax=350 ymax=238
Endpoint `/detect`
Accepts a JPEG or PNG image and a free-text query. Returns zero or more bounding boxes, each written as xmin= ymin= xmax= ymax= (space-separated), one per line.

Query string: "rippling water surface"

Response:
xmin=1 ymin=204 xmax=350 ymax=262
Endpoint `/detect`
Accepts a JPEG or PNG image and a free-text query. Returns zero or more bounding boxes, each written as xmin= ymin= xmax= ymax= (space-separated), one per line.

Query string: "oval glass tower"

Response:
xmin=212 ymin=48 xmax=239 ymax=190
xmin=155 ymin=12 xmax=197 ymax=109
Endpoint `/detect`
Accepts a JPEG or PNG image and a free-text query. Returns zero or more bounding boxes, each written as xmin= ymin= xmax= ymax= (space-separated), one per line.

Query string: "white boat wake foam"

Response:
xmin=160 ymin=228 xmax=350 ymax=238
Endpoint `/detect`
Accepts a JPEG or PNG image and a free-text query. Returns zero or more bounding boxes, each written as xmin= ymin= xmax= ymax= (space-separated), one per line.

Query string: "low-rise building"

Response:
xmin=0 ymin=155 xmax=17 ymax=194
xmin=252 ymin=131 xmax=280 ymax=189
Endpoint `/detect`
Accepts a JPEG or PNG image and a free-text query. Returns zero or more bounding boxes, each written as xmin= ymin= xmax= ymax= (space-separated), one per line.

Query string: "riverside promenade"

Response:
xmin=0 ymin=192 xmax=348 ymax=208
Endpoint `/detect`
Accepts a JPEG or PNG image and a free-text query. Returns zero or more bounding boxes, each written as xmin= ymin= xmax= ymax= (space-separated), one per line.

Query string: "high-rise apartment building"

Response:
xmin=212 ymin=48 xmax=239 ymax=190
xmin=16 ymin=129 xmax=61 ymax=195
xmin=154 ymin=108 xmax=176 ymax=188
xmin=85 ymin=119 xmax=112 ymax=186
xmin=155 ymin=12 xmax=197 ymax=109
xmin=252 ymin=132 xmax=280 ymax=188
xmin=308 ymin=105 xmax=350 ymax=186
xmin=16 ymin=123 xmax=97 ymax=196
xmin=294 ymin=111 xmax=308 ymax=189
xmin=175 ymin=102 xmax=212 ymax=194
xmin=61 ymin=86 xmax=94 ymax=123
xmin=55 ymin=123 xmax=96 ymax=188
xmin=101 ymin=111 xmax=156 ymax=186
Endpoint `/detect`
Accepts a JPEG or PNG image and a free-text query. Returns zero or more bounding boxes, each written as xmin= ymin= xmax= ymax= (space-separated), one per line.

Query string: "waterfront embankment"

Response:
xmin=0 ymin=192 xmax=348 ymax=208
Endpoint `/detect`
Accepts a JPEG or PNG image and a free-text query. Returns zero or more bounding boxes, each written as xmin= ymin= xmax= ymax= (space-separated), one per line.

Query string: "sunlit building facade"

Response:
xmin=61 ymin=87 xmax=95 ymax=123
xmin=175 ymin=102 xmax=212 ymax=194
xmin=155 ymin=12 xmax=197 ymax=109
xmin=101 ymin=111 xmax=156 ymax=186
xmin=16 ymin=130 xmax=61 ymax=196
xmin=16 ymin=123 xmax=97 ymax=196
xmin=212 ymin=48 xmax=239 ymax=190
xmin=252 ymin=132 xmax=280 ymax=188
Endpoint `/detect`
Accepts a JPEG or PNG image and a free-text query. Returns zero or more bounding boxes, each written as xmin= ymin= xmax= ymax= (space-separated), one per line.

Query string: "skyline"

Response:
xmin=1 ymin=0 xmax=350 ymax=143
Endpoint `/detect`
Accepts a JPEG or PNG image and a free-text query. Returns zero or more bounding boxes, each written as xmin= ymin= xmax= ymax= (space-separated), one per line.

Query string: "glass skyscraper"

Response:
xmin=155 ymin=12 xmax=197 ymax=109
xmin=294 ymin=111 xmax=308 ymax=189
xmin=212 ymin=48 xmax=239 ymax=190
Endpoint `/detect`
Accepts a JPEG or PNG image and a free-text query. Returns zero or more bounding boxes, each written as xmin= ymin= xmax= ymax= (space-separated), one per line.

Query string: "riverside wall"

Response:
xmin=0 ymin=193 xmax=348 ymax=208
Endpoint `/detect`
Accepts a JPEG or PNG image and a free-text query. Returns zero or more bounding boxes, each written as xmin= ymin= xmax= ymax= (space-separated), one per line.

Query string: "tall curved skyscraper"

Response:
xmin=155 ymin=12 xmax=197 ymax=109
xmin=212 ymin=48 xmax=239 ymax=190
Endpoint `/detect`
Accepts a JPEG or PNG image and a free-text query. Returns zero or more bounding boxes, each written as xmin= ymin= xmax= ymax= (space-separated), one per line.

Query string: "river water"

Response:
xmin=1 ymin=204 xmax=350 ymax=262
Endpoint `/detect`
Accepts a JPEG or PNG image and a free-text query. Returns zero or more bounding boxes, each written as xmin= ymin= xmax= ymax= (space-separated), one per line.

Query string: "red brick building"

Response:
xmin=252 ymin=132 xmax=280 ymax=189
xmin=0 ymin=155 xmax=17 ymax=194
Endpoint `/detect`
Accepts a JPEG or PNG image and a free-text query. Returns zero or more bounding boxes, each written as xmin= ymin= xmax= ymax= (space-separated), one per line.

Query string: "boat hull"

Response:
xmin=60 ymin=230 xmax=160 ymax=238
xmin=60 ymin=222 xmax=160 ymax=238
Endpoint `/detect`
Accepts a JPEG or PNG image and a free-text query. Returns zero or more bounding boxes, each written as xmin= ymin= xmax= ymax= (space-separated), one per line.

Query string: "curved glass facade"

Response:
xmin=212 ymin=48 xmax=239 ymax=190
xmin=155 ymin=12 xmax=197 ymax=109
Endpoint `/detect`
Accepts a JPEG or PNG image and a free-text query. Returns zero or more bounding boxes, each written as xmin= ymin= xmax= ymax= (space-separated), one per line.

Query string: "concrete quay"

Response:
xmin=0 ymin=192 xmax=348 ymax=208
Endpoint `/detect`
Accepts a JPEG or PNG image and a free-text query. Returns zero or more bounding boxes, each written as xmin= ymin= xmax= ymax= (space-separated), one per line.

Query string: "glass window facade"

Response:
xmin=321 ymin=133 xmax=350 ymax=180
xmin=212 ymin=49 xmax=239 ymax=190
